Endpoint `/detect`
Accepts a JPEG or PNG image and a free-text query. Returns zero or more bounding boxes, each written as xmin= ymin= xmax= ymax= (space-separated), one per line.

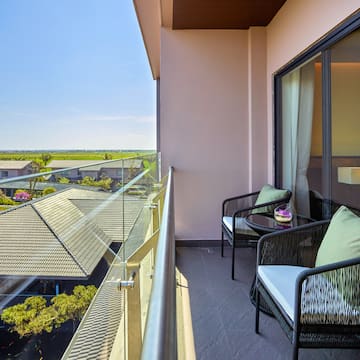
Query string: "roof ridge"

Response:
xmin=30 ymin=203 xmax=88 ymax=277
xmin=34 ymin=192 xmax=116 ymax=273
xmin=68 ymin=198 xmax=118 ymax=245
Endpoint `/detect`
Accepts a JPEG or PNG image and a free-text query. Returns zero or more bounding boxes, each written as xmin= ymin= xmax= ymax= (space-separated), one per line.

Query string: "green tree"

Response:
xmin=29 ymin=306 xmax=58 ymax=335
xmin=143 ymin=158 xmax=157 ymax=182
xmin=51 ymin=285 xmax=97 ymax=331
xmin=1 ymin=285 xmax=97 ymax=337
xmin=126 ymin=164 xmax=138 ymax=182
xmin=29 ymin=160 xmax=47 ymax=195
xmin=1 ymin=296 xmax=47 ymax=337
xmin=41 ymin=153 xmax=52 ymax=165
xmin=97 ymin=176 xmax=113 ymax=191
xmin=73 ymin=285 xmax=97 ymax=316
xmin=51 ymin=293 xmax=78 ymax=328
xmin=103 ymin=153 xmax=113 ymax=160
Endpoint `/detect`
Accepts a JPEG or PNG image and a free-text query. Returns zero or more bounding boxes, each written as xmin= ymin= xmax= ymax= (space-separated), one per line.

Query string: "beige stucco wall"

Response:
xmin=160 ymin=29 xmax=251 ymax=240
xmin=266 ymin=0 xmax=360 ymax=178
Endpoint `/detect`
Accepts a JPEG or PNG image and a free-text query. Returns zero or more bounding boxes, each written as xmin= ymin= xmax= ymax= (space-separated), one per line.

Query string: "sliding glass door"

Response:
xmin=330 ymin=29 xmax=360 ymax=209
xmin=276 ymin=20 xmax=360 ymax=219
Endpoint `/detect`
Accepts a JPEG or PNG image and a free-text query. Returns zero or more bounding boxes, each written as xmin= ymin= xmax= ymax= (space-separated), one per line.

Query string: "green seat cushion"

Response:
xmin=316 ymin=206 xmax=360 ymax=266
xmin=315 ymin=206 xmax=360 ymax=308
xmin=251 ymin=184 xmax=289 ymax=214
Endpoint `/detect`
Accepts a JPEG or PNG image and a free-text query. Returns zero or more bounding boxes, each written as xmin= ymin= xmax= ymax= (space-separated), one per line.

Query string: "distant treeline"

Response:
xmin=0 ymin=150 xmax=153 ymax=161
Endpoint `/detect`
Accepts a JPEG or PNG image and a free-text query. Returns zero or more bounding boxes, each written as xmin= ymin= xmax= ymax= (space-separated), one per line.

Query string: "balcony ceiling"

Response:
xmin=173 ymin=0 xmax=286 ymax=29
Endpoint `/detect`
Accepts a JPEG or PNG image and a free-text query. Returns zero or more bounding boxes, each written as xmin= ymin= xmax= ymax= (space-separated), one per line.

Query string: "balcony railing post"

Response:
xmin=125 ymin=265 xmax=142 ymax=360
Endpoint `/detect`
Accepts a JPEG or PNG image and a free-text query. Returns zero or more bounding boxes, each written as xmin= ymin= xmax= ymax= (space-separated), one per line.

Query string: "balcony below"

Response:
xmin=176 ymin=246 xmax=360 ymax=360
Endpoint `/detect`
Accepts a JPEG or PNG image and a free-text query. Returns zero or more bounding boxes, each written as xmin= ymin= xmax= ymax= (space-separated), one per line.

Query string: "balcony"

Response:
xmin=1 ymin=161 xmax=360 ymax=359
xmin=3 ymin=0 xmax=360 ymax=358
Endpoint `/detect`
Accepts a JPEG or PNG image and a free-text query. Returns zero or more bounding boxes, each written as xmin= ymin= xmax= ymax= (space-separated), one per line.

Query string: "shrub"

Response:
xmin=42 ymin=187 xmax=56 ymax=196
xmin=14 ymin=191 xmax=31 ymax=202
xmin=57 ymin=177 xmax=70 ymax=184
xmin=0 ymin=190 xmax=17 ymax=205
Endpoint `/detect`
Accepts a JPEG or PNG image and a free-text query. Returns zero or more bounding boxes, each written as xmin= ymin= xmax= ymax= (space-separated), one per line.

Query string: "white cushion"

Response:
xmin=222 ymin=216 xmax=258 ymax=236
xmin=257 ymin=265 xmax=310 ymax=321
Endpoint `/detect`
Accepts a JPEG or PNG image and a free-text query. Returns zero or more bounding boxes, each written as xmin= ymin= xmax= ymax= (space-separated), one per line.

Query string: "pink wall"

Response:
xmin=159 ymin=1 xmax=359 ymax=240
xmin=266 ymin=0 xmax=360 ymax=179
xmin=248 ymin=27 xmax=268 ymax=191
xmin=160 ymin=29 xmax=251 ymax=240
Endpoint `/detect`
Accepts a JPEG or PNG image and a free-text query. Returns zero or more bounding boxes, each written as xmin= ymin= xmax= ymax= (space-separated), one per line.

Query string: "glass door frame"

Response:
xmin=274 ymin=11 xmax=360 ymax=213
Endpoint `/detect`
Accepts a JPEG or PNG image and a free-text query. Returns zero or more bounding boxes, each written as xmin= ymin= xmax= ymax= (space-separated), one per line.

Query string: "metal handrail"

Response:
xmin=141 ymin=166 xmax=176 ymax=360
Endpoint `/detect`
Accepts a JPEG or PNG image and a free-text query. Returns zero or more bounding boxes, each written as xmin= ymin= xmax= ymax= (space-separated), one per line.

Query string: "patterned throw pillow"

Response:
xmin=315 ymin=206 xmax=360 ymax=308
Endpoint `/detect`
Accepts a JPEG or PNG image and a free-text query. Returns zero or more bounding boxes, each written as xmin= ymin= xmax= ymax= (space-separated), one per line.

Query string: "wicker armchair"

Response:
xmin=222 ymin=188 xmax=291 ymax=279
xmin=255 ymin=221 xmax=360 ymax=360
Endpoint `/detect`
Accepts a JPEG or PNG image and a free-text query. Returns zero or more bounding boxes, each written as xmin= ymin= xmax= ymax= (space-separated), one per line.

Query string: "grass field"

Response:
xmin=0 ymin=150 xmax=154 ymax=161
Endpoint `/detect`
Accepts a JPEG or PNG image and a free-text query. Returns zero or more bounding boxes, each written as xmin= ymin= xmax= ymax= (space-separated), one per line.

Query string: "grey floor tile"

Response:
xmin=176 ymin=246 xmax=360 ymax=360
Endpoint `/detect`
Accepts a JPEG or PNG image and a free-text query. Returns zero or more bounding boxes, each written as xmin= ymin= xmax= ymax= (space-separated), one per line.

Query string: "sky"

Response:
xmin=0 ymin=0 xmax=156 ymax=150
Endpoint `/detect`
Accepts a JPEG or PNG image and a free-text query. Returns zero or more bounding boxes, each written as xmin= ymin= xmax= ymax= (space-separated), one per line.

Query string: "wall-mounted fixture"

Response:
xmin=338 ymin=167 xmax=360 ymax=184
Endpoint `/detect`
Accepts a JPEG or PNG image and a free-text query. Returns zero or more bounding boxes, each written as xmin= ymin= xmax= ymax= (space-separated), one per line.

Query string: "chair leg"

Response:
xmin=292 ymin=330 xmax=299 ymax=360
xmin=231 ymin=242 xmax=235 ymax=280
xmin=221 ymin=231 xmax=224 ymax=257
xmin=292 ymin=345 xmax=298 ymax=360
xmin=255 ymin=286 xmax=260 ymax=334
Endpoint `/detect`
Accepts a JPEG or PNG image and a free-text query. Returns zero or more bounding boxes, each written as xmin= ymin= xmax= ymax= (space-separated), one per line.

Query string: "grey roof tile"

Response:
xmin=0 ymin=206 xmax=85 ymax=277
xmin=0 ymin=188 xmax=144 ymax=278
xmin=47 ymin=159 xmax=143 ymax=171
xmin=0 ymin=160 xmax=32 ymax=170
xmin=70 ymin=197 xmax=144 ymax=243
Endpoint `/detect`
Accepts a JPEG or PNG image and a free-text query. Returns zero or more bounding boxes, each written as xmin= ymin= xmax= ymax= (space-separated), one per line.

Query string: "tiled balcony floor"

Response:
xmin=176 ymin=246 xmax=360 ymax=360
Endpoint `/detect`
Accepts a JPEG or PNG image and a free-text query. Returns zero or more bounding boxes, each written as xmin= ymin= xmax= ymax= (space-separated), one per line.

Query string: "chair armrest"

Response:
xmin=222 ymin=191 xmax=260 ymax=205
xmin=294 ymin=258 xmax=360 ymax=326
xmin=257 ymin=220 xmax=329 ymax=267
xmin=222 ymin=191 xmax=260 ymax=217
xmin=223 ymin=190 xmax=291 ymax=218
xmin=233 ymin=195 xmax=291 ymax=217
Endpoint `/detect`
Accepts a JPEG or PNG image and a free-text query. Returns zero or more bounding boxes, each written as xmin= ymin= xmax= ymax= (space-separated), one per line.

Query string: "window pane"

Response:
xmin=331 ymin=29 xmax=360 ymax=208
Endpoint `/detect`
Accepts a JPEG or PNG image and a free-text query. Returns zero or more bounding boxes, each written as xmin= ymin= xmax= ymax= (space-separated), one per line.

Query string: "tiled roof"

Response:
xmin=47 ymin=159 xmax=143 ymax=171
xmin=0 ymin=181 xmax=100 ymax=192
xmin=0 ymin=205 xmax=85 ymax=277
xmin=0 ymin=160 xmax=32 ymax=170
xmin=47 ymin=160 xmax=100 ymax=168
xmin=70 ymin=198 xmax=144 ymax=243
xmin=90 ymin=159 xmax=143 ymax=169
xmin=0 ymin=188 xmax=145 ymax=278
xmin=33 ymin=190 xmax=114 ymax=276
